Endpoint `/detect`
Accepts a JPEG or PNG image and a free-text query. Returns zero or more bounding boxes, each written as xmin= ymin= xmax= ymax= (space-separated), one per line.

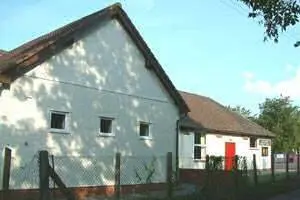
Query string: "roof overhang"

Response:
xmin=179 ymin=116 xmax=276 ymax=138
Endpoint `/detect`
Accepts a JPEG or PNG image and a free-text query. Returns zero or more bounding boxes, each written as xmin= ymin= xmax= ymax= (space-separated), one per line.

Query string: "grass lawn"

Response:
xmin=171 ymin=173 xmax=300 ymax=200
xmin=247 ymin=170 xmax=298 ymax=185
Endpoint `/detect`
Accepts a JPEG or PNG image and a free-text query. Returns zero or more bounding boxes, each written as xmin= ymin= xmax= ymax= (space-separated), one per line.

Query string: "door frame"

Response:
xmin=225 ymin=142 xmax=236 ymax=170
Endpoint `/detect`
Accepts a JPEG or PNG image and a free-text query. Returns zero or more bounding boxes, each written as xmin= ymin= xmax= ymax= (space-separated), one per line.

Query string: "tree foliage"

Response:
xmin=256 ymin=96 xmax=300 ymax=152
xmin=227 ymin=105 xmax=256 ymax=121
xmin=239 ymin=0 xmax=300 ymax=46
xmin=228 ymin=96 xmax=300 ymax=152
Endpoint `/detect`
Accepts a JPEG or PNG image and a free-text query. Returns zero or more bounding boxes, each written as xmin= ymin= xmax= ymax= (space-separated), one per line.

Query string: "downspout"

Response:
xmin=175 ymin=113 xmax=187 ymax=182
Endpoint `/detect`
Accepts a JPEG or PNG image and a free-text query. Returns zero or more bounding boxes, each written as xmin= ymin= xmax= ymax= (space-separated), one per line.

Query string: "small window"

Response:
xmin=250 ymin=137 xmax=257 ymax=148
xmin=194 ymin=133 xmax=206 ymax=160
xmin=139 ymin=122 xmax=150 ymax=138
xmin=100 ymin=118 xmax=113 ymax=134
xmin=195 ymin=133 xmax=206 ymax=145
xmin=262 ymin=147 xmax=269 ymax=157
xmin=50 ymin=111 xmax=69 ymax=133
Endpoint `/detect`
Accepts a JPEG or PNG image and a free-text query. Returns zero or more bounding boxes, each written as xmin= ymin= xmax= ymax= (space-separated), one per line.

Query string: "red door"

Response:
xmin=225 ymin=142 xmax=236 ymax=170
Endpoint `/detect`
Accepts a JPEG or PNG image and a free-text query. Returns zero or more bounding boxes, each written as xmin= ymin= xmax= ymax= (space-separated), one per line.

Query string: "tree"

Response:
xmin=256 ymin=96 xmax=300 ymax=152
xmin=227 ymin=105 xmax=257 ymax=121
xmin=238 ymin=0 xmax=300 ymax=47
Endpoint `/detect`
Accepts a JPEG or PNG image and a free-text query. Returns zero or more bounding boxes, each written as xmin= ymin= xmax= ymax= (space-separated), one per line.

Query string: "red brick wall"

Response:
xmin=179 ymin=169 xmax=236 ymax=188
xmin=0 ymin=183 xmax=167 ymax=200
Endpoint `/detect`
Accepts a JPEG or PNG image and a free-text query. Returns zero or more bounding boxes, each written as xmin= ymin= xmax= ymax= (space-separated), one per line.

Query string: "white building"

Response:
xmin=0 ymin=3 xmax=189 ymax=191
xmin=179 ymin=91 xmax=275 ymax=170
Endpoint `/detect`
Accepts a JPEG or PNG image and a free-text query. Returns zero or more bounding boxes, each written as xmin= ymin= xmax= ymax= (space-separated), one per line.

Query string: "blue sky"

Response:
xmin=1 ymin=0 xmax=300 ymax=114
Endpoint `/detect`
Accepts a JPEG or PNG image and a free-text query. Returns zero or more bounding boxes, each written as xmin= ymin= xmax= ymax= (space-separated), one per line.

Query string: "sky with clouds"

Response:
xmin=1 ymin=0 xmax=300 ymax=114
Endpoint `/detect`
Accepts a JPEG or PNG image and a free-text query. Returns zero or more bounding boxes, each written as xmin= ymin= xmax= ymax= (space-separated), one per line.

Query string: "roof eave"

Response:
xmin=180 ymin=120 xmax=275 ymax=138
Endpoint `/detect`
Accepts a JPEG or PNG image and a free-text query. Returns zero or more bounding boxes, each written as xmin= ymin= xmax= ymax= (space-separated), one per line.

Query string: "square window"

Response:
xmin=100 ymin=118 xmax=113 ymax=134
xmin=194 ymin=133 xmax=206 ymax=145
xmin=139 ymin=123 xmax=150 ymax=138
xmin=250 ymin=137 xmax=257 ymax=148
xmin=262 ymin=147 xmax=269 ymax=157
xmin=50 ymin=111 xmax=69 ymax=133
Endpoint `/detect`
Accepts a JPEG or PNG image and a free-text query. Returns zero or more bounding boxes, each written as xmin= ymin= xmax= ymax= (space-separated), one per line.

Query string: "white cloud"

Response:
xmin=243 ymin=66 xmax=300 ymax=98
xmin=242 ymin=71 xmax=254 ymax=79
xmin=285 ymin=64 xmax=294 ymax=73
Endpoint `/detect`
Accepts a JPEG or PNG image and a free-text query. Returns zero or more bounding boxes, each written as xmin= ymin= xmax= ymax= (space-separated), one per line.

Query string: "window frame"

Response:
xmin=139 ymin=121 xmax=152 ymax=140
xmin=99 ymin=117 xmax=115 ymax=137
xmin=262 ymin=147 xmax=269 ymax=157
xmin=193 ymin=132 xmax=206 ymax=161
xmin=250 ymin=137 xmax=258 ymax=149
xmin=49 ymin=110 xmax=70 ymax=134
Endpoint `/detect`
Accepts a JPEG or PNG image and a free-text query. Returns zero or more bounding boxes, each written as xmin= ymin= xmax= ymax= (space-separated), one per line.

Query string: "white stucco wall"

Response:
xmin=179 ymin=131 xmax=272 ymax=170
xmin=0 ymin=19 xmax=179 ymax=188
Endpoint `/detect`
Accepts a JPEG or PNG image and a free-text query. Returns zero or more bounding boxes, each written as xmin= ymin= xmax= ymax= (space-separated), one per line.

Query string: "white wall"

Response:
xmin=0 ymin=19 xmax=179 ymax=188
xmin=179 ymin=131 xmax=272 ymax=170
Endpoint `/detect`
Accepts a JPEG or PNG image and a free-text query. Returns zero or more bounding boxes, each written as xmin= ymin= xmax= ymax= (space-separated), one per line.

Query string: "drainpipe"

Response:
xmin=175 ymin=113 xmax=187 ymax=182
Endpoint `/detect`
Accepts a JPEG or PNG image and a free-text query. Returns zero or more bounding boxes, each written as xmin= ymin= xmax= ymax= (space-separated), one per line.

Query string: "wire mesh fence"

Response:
xmin=9 ymin=152 xmax=39 ymax=189
xmin=3 ymin=150 xmax=300 ymax=200
xmin=179 ymin=153 xmax=300 ymax=200
xmin=1 ymin=150 xmax=173 ymax=200
xmin=120 ymin=155 xmax=167 ymax=185
xmin=49 ymin=154 xmax=115 ymax=187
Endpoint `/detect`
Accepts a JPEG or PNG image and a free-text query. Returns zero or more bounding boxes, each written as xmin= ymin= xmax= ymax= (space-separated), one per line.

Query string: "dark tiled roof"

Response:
xmin=180 ymin=91 xmax=275 ymax=138
xmin=0 ymin=3 xmax=189 ymax=114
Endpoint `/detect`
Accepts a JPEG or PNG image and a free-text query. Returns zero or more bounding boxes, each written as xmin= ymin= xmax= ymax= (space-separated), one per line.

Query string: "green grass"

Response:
xmin=168 ymin=177 xmax=300 ymax=200
xmin=240 ymin=176 xmax=300 ymax=200
xmin=128 ymin=173 xmax=300 ymax=200
xmin=247 ymin=171 xmax=298 ymax=185
xmin=171 ymin=173 xmax=300 ymax=200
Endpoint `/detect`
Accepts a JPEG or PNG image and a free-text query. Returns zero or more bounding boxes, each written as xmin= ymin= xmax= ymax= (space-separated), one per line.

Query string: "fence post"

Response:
xmin=271 ymin=152 xmax=275 ymax=182
xmin=39 ymin=150 xmax=50 ymax=200
xmin=297 ymin=150 xmax=300 ymax=176
xmin=234 ymin=155 xmax=239 ymax=198
xmin=286 ymin=153 xmax=289 ymax=179
xmin=204 ymin=155 xmax=211 ymax=199
xmin=253 ymin=154 xmax=258 ymax=186
xmin=166 ymin=152 xmax=173 ymax=199
xmin=114 ymin=152 xmax=121 ymax=200
xmin=2 ymin=147 xmax=11 ymax=200
xmin=50 ymin=155 xmax=56 ymax=200
xmin=205 ymin=155 xmax=210 ymax=184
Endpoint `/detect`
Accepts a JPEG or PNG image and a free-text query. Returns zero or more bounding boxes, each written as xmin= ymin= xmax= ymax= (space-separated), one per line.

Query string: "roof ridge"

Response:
xmin=179 ymin=90 xmax=209 ymax=99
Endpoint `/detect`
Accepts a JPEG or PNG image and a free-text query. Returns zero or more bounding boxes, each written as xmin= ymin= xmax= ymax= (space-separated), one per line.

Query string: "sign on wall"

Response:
xmin=259 ymin=139 xmax=271 ymax=146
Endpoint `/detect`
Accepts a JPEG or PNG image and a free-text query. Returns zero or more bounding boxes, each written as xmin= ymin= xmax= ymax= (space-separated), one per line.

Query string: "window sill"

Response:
xmin=49 ymin=129 xmax=71 ymax=134
xmin=250 ymin=147 xmax=259 ymax=150
xmin=139 ymin=136 xmax=152 ymax=140
xmin=194 ymin=159 xmax=206 ymax=162
xmin=98 ymin=133 xmax=115 ymax=137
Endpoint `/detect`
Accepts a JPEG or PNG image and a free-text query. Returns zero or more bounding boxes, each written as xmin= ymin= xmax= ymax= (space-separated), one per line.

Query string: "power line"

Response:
xmin=219 ymin=0 xmax=299 ymax=43
xmin=220 ymin=0 xmax=247 ymax=16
